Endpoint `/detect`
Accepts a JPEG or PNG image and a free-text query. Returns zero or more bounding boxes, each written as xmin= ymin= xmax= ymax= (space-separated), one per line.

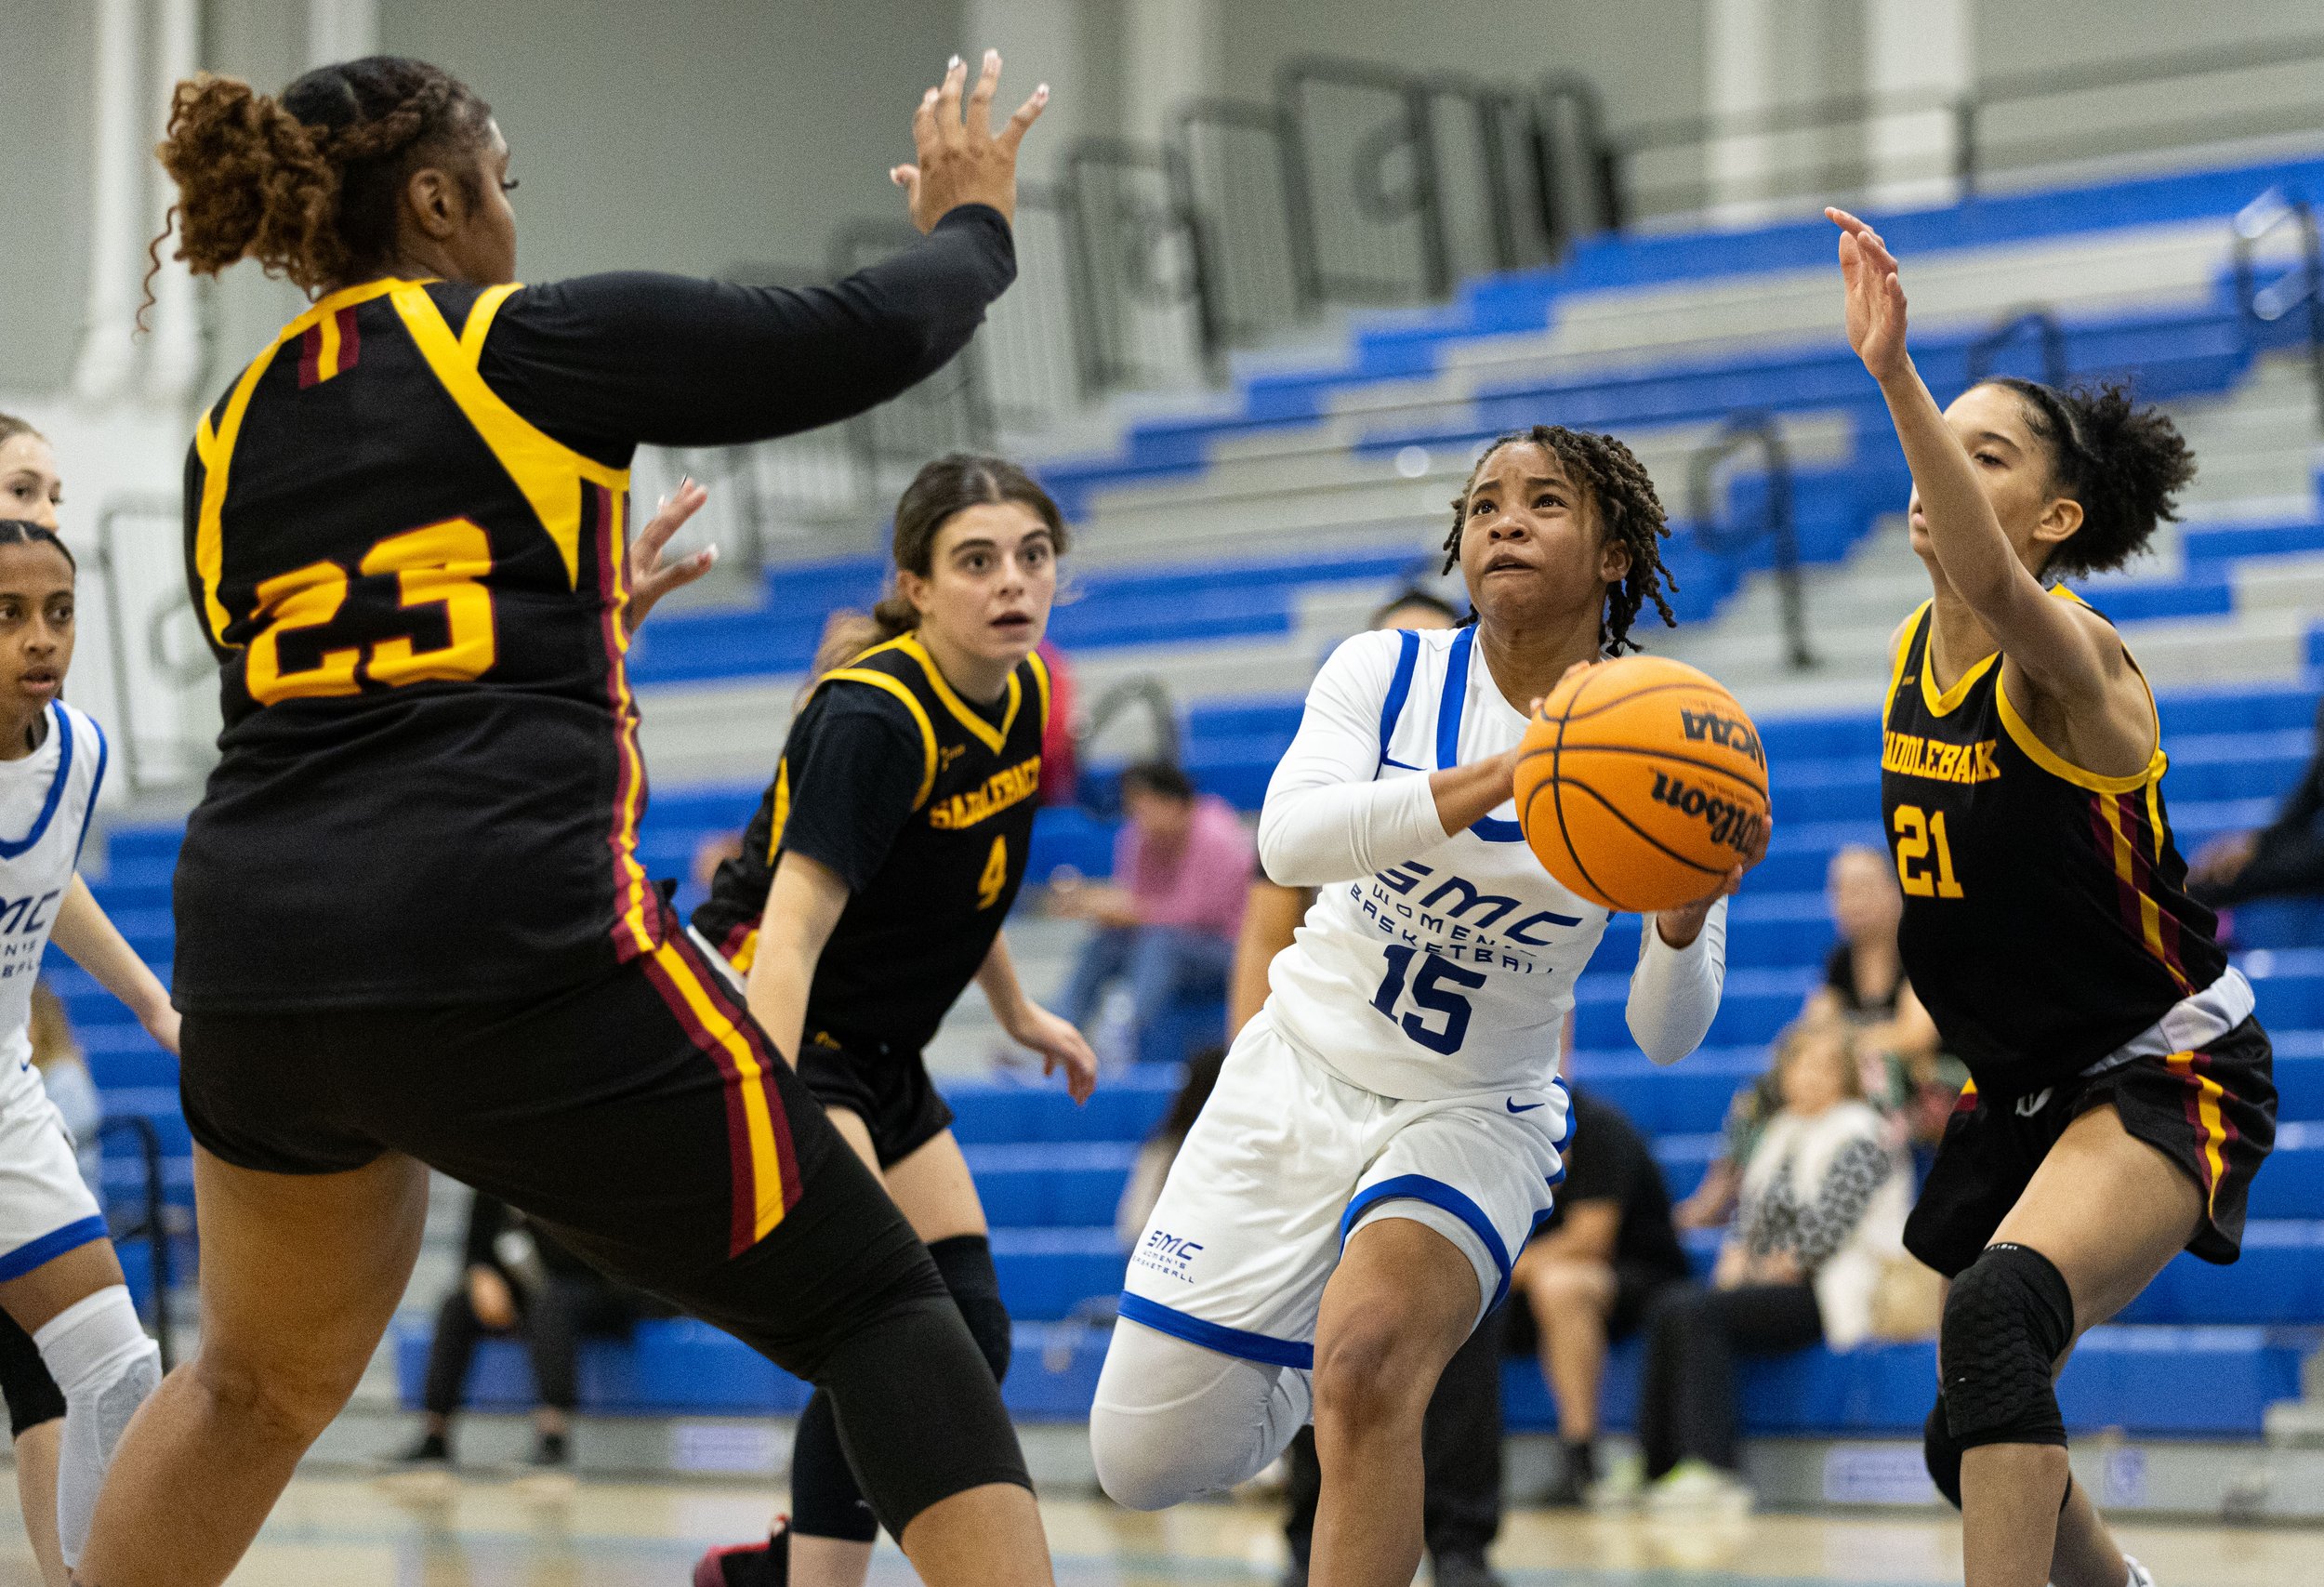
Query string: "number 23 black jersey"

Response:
xmin=693 ymin=635 xmax=1049 ymax=1057
xmin=1881 ymin=594 xmax=2230 ymax=1086
xmin=176 ymin=278 xmax=656 ymax=1011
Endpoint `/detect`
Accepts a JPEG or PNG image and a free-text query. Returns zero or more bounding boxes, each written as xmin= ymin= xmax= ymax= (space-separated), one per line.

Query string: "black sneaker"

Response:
xmin=396 ymin=1431 xmax=450 ymax=1466
xmin=529 ymin=1431 xmax=570 ymax=1469
xmin=693 ymin=1520 xmax=790 ymax=1587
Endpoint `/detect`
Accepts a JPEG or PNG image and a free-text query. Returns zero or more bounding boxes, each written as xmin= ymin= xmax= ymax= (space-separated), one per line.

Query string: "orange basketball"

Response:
xmin=1513 ymin=655 xmax=1769 ymax=913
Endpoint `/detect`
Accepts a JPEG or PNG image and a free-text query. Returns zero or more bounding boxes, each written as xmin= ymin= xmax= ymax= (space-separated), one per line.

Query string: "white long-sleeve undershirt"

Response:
xmin=1258 ymin=634 xmax=1451 ymax=887
xmin=1626 ymin=896 xmax=1728 ymax=1065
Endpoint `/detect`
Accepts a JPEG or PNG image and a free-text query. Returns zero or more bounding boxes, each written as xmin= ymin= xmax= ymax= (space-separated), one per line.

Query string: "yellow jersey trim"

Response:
xmin=2164 ymin=1051 xmax=2227 ymax=1218
xmin=192 ymin=348 xmax=283 ymax=647
xmin=389 ymin=282 xmax=628 ymax=589
xmin=1920 ymin=640 xmax=1998 ymax=719
xmin=820 ymin=668 xmax=939 ymax=809
xmin=1027 ymin=647 xmax=1052 ymax=732
xmin=652 ymin=943 xmax=788 ymax=1243
xmin=897 ymin=631 xmax=1019 ymax=751
xmin=1886 ymin=601 xmax=1929 ymax=713
xmin=1996 ymin=674 xmax=2165 ymax=794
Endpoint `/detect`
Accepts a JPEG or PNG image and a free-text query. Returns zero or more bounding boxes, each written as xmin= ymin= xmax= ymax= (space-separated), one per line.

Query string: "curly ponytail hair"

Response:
xmin=1441 ymin=425 xmax=1678 ymax=654
xmin=149 ymin=57 xmax=492 ymax=298
xmin=1978 ymin=378 xmax=2198 ymax=577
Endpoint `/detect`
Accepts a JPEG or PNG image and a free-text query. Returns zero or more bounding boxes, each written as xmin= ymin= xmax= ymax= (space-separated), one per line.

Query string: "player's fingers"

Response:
xmin=996 ymin=84 xmax=1049 ymax=156
xmin=913 ymin=84 xmax=941 ymax=154
xmin=936 ymin=53 xmax=966 ymax=136
xmin=635 ymin=478 xmax=706 ymax=559
xmin=965 ymin=47 xmax=999 ymax=137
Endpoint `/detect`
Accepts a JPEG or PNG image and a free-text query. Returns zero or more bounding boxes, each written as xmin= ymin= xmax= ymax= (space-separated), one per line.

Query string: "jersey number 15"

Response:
xmin=245 ymin=519 xmax=495 ymax=706
xmin=1372 ymin=945 xmax=1486 ymax=1055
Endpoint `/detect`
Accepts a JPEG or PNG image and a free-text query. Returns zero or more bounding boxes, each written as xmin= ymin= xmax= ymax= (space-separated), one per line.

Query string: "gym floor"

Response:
xmin=9 ymin=1477 xmax=2319 ymax=1585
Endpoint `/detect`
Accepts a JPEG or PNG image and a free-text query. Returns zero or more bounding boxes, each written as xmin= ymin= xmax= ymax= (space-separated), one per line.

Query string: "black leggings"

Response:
xmin=422 ymin=1273 xmax=646 ymax=1417
xmin=1637 ymin=1281 xmax=1821 ymax=1478
xmin=1282 ymin=1301 xmax=1506 ymax=1567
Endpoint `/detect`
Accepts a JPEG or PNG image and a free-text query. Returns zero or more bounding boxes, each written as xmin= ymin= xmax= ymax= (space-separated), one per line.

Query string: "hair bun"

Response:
xmin=2044 ymin=380 xmax=2197 ymax=577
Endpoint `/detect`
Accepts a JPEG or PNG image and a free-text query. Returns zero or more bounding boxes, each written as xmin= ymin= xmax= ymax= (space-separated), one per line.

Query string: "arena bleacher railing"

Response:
xmin=2229 ymin=185 xmax=2324 ymax=433
xmin=1684 ymin=412 xmax=1813 ymax=674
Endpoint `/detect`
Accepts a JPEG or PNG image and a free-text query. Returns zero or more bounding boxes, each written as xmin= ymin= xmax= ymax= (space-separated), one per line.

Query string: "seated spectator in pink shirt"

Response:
xmin=1051 ymin=763 xmax=1253 ymax=1062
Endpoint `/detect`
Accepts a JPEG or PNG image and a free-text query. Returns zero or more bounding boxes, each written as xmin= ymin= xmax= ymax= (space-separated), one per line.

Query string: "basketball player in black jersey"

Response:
xmin=1830 ymin=208 xmax=2275 ymax=1587
xmin=77 ymin=51 xmax=1061 ymax=1587
xmin=691 ymin=453 xmax=1094 ymax=1587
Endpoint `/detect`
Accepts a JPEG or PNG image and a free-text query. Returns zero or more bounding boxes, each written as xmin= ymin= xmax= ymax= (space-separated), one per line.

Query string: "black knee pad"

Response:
xmin=818 ymin=1292 xmax=1029 ymax=1538
xmin=1922 ymin=1398 xmax=1962 ymax=1509
xmin=930 ymin=1234 xmax=1012 ymax=1383
xmin=1940 ymin=1242 xmax=2073 ymax=1451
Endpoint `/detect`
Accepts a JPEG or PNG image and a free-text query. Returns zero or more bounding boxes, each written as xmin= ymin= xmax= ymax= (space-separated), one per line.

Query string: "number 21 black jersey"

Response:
xmin=1881 ymin=594 xmax=2230 ymax=1086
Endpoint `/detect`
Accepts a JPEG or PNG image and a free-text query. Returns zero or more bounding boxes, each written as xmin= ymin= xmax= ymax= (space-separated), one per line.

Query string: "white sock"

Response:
xmin=33 ymin=1285 xmax=162 ymax=1566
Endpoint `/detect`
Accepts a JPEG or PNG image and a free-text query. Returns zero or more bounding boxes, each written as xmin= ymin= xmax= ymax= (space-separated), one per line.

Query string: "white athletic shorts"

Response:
xmin=0 ymin=1053 xmax=104 ymax=1283
xmin=1118 ymin=1011 xmax=1569 ymax=1370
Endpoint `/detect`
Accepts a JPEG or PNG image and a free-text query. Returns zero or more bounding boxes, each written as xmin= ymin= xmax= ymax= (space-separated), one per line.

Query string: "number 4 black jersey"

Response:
xmin=1880 ymin=593 xmax=2232 ymax=1087
xmin=693 ymin=635 xmax=1049 ymax=1057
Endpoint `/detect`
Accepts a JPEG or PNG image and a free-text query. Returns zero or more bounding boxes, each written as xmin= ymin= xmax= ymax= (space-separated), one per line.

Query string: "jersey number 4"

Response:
xmin=1893 ymin=803 xmax=1965 ymax=899
xmin=1372 ymin=945 xmax=1486 ymax=1055
xmin=246 ymin=519 xmax=495 ymax=705
xmin=977 ymin=836 xmax=1009 ymax=910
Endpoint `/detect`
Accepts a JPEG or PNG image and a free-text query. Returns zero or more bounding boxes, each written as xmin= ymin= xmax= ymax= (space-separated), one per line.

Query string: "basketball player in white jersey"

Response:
xmin=1090 ymin=428 xmax=1761 ymax=1587
xmin=0 ymin=519 xmax=173 ymax=1577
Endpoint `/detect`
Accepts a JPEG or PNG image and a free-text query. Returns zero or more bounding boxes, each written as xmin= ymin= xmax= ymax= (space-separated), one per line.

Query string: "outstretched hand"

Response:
xmin=1653 ymin=810 xmax=1771 ymax=948
xmin=1827 ymin=207 xmax=1910 ymax=384
xmin=625 ymin=478 xmax=714 ymax=635
xmin=892 ymin=47 xmax=1048 ymax=231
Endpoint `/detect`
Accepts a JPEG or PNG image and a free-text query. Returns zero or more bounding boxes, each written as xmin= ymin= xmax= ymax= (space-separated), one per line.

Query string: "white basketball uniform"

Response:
xmin=1116 ymin=626 xmax=1727 ymax=1368
xmin=0 ymin=703 xmax=111 ymax=1282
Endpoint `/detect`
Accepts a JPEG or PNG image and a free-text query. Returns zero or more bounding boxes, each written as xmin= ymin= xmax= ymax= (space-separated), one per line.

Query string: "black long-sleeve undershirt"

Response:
xmin=471 ymin=203 xmax=1015 ymax=468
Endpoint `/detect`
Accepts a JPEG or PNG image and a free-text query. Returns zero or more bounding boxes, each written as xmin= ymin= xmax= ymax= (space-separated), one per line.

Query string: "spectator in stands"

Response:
xmin=393 ymin=1190 xmax=667 ymax=1477
xmin=1051 ymin=763 xmax=1252 ymax=1065
xmin=2189 ymin=696 xmax=2324 ymax=907
xmin=30 ymin=985 xmax=99 ymax=1194
xmin=1510 ymin=1082 xmax=1689 ymax=1507
xmin=1675 ymin=849 xmax=1952 ymax=1227
xmin=1635 ymin=1020 xmax=1908 ymax=1512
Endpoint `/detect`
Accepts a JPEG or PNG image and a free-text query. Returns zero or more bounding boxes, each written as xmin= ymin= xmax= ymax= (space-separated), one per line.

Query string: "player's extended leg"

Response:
xmin=1309 ymin=1216 xmax=1482 ymax=1587
xmin=788 ymin=1122 xmax=1002 ymax=1587
xmin=73 ymin=1147 xmax=429 ymax=1587
xmin=1948 ymin=1104 xmax=2199 ymax=1587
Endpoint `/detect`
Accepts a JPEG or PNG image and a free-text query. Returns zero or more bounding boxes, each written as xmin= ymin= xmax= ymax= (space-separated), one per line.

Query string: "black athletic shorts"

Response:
xmin=799 ymin=1032 xmax=956 ymax=1170
xmin=1904 ymin=1017 xmax=2277 ymax=1278
xmin=178 ymin=927 xmax=939 ymax=1383
xmin=1608 ymin=1260 xmax=1684 ymax=1340
xmin=0 ymin=1308 xmax=63 ymax=1435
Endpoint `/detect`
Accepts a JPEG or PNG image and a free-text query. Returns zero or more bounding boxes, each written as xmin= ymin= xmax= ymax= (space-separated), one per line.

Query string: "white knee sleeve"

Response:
xmin=1089 ymin=1317 xmax=1311 ymax=1511
xmin=35 ymin=1285 xmax=162 ymax=1566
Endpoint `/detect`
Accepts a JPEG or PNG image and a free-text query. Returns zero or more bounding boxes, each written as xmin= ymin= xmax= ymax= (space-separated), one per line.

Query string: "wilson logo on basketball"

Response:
xmin=1679 ymin=708 xmax=1764 ymax=768
xmin=1648 ymin=771 xmax=1764 ymax=855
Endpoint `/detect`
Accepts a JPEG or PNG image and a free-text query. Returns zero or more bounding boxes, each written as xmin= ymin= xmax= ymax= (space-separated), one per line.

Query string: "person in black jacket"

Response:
xmin=393 ymin=1190 xmax=668 ymax=1475
xmin=2188 ymin=694 xmax=2324 ymax=907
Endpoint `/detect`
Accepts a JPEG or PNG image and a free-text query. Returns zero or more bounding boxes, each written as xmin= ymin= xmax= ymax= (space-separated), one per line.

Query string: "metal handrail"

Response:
xmin=96 ymin=1115 xmax=176 ymax=1371
xmin=1063 ymin=139 xmax=1227 ymax=387
xmin=1534 ymin=71 xmax=1622 ymax=241
xmin=1965 ymin=306 xmax=2071 ymax=387
xmin=1076 ymin=675 xmax=1181 ymax=806
xmin=94 ymin=496 xmax=188 ymax=796
xmin=2230 ymin=186 xmax=2324 ymax=436
xmin=1171 ymin=97 xmax=1321 ymax=322
xmin=1688 ymin=412 xmax=1813 ymax=672
xmin=1276 ymin=55 xmax=1451 ymax=301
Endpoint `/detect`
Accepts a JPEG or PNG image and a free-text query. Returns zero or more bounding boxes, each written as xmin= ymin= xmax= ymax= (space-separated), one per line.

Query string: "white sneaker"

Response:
xmin=2123 ymin=1555 xmax=2155 ymax=1587
xmin=1643 ymin=1459 xmax=1753 ymax=1516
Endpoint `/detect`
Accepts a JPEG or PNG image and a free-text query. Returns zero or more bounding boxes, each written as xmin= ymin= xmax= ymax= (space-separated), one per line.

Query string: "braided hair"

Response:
xmin=1977 ymin=378 xmax=2197 ymax=577
xmin=148 ymin=57 xmax=494 ymax=299
xmin=1442 ymin=425 xmax=1677 ymax=655
xmin=0 ymin=522 xmax=75 ymax=574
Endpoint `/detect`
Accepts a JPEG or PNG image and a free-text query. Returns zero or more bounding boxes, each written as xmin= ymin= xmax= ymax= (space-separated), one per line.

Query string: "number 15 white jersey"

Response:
xmin=1256 ymin=626 xmax=1726 ymax=1102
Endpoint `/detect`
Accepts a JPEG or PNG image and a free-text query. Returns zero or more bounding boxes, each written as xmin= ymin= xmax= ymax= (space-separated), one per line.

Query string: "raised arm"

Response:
xmin=49 ymin=876 xmax=178 ymax=1055
xmin=1257 ymin=633 xmax=1515 ymax=887
xmin=481 ymin=54 xmax=1045 ymax=452
xmin=1827 ymin=208 xmax=2126 ymax=707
